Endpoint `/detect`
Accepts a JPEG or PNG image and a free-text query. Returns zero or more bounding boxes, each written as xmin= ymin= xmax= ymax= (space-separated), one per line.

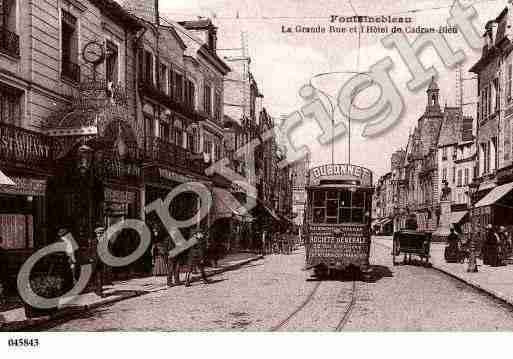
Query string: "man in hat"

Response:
xmin=483 ymin=224 xmax=500 ymax=266
xmin=184 ymin=229 xmax=210 ymax=287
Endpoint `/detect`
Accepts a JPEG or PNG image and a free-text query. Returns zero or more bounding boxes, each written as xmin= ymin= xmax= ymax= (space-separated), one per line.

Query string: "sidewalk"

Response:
xmin=374 ymin=236 xmax=513 ymax=307
xmin=0 ymin=252 xmax=262 ymax=331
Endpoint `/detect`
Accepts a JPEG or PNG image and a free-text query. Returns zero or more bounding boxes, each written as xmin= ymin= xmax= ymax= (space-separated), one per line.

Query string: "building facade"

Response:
xmin=469 ymin=4 xmax=513 ymax=232
xmin=0 ymin=0 xmax=145 ymax=281
xmin=374 ymin=77 xmax=477 ymax=238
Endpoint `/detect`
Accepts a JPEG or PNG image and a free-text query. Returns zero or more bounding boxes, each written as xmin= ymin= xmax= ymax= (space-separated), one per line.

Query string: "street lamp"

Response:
xmin=467 ymin=180 xmax=479 ymax=273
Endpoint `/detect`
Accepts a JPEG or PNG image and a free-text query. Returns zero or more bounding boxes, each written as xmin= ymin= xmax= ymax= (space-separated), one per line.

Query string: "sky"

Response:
xmin=157 ymin=0 xmax=508 ymax=179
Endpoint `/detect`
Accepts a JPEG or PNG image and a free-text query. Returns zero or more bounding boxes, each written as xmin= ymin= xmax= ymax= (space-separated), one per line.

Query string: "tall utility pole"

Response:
xmin=456 ymin=64 xmax=464 ymax=111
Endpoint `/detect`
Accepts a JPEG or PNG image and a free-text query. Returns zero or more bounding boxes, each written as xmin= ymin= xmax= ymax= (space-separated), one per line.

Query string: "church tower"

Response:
xmin=425 ymin=76 xmax=441 ymax=115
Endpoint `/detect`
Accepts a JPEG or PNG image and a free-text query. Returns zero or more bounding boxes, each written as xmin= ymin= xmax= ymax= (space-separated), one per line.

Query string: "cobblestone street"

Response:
xmin=46 ymin=239 xmax=513 ymax=331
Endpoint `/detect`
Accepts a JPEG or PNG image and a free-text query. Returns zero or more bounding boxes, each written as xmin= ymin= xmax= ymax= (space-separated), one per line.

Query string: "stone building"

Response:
xmin=435 ymin=110 xmax=475 ymax=234
xmin=290 ymin=152 xmax=310 ymax=232
xmin=402 ymin=77 xmax=444 ymax=232
xmin=0 ymin=0 xmax=144 ymax=280
xmin=469 ymin=4 xmax=513 ymax=231
xmin=374 ymin=74 xmax=477 ymax=237
xmin=373 ymin=172 xmax=393 ymax=234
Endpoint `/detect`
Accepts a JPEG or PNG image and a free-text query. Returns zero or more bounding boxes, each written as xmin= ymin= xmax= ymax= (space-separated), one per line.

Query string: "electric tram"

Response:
xmin=304 ymin=163 xmax=373 ymax=278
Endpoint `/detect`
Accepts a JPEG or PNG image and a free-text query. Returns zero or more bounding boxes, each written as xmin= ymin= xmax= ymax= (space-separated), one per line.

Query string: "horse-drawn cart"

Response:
xmin=392 ymin=230 xmax=432 ymax=266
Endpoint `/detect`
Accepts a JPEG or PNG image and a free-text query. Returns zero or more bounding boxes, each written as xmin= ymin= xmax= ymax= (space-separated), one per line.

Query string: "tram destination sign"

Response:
xmin=308 ymin=164 xmax=372 ymax=187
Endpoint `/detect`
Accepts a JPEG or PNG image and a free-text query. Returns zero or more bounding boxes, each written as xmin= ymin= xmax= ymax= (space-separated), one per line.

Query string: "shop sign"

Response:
xmin=159 ymin=168 xmax=197 ymax=183
xmin=0 ymin=125 xmax=51 ymax=165
xmin=0 ymin=176 xmax=46 ymax=196
xmin=105 ymin=188 xmax=136 ymax=204
xmin=308 ymin=164 xmax=372 ymax=187
xmin=308 ymin=224 xmax=369 ymax=259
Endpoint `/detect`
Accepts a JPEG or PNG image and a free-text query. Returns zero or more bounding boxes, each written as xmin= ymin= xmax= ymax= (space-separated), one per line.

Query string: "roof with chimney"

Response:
xmin=470 ymin=6 xmax=511 ymax=73
xmin=172 ymin=19 xmax=231 ymax=75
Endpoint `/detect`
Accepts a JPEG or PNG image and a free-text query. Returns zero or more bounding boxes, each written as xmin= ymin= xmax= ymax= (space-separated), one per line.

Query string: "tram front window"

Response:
xmin=313 ymin=208 xmax=325 ymax=223
xmin=311 ymin=188 xmax=369 ymax=224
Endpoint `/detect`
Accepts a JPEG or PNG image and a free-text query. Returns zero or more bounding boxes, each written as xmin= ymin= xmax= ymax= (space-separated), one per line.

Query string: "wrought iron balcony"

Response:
xmin=0 ymin=122 xmax=52 ymax=170
xmin=0 ymin=27 xmax=19 ymax=58
xmin=138 ymin=79 xmax=209 ymax=124
xmin=145 ymin=136 xmax=208 ymax=175
xmin=61 ymin=59 xmax=81 ymax=83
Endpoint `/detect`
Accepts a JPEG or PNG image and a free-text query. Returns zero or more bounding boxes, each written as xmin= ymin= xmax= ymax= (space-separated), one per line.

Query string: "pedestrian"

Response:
xmin=94 ymin=227 xmax=108 ymax=296
xmin=484 ymin=224 xmax=500 ymax=266
xmin=184 ymin=229 xmax=210 ymax=287
xmin=57 ymin=228 xmax=78 ymax=293
xmin=0 ymin=235 xmax=6 ymax=306
xmin=261 ymin=230 xmax=267 ymax=256
xmin=152 ymin=239 xmax=168 ymax=276
xmin=498 ymin=226 xmax=508 ymax=264
xmin=167 ymin=235 xmax=184 ymax=287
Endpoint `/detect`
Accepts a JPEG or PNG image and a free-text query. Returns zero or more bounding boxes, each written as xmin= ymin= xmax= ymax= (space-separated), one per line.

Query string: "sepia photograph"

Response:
xmin=2 ymin=0 xmax=513 ymax=355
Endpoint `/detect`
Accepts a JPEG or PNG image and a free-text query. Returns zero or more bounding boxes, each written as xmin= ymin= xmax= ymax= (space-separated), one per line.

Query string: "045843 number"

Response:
xmin=8 ymin=338 xmax=39 ymax=347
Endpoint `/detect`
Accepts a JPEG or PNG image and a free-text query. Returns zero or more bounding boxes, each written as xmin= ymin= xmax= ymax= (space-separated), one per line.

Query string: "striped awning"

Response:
xmin=212 ymin=187 xmax=254 ymax=222
xmin=450 ymin=211 xmax=468 ymax=224
xmin=475 ymin=182 xmax=513 ymax=208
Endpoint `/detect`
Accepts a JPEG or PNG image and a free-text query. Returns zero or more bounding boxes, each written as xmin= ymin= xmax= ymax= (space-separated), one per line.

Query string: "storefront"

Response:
xmin=0 ymin=121 xmax=54 ymax=290
xmin=210 ymin=187 xmax=254 ymax=252
xmin=144 ymin=166 xmax=211 ymax=241
xmin=472 ymin=181 xmax=513 ymax=229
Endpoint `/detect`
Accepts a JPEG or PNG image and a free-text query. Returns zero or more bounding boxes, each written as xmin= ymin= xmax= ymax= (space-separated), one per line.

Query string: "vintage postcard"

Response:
xmin=1 ymin=0 xmax=513 ymax=348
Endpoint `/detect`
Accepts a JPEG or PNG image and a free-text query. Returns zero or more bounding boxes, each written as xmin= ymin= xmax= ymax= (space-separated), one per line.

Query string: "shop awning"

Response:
xmin=212 ymin=187 xmax=254 ymax=221
xmin=475 ymin=182 xmax=513 ymax=208
xmin=478 ymin=182 xmax=497 ymax=192
xmin=380 ymin=218 xmax=392 ymax=226
xmin=450 ymin=211 xmax=468 ymax=224
xmin=242 ymin=195 xmax=281 ymax=223
xmin=0 ymin=169 xmax=14 ymax=186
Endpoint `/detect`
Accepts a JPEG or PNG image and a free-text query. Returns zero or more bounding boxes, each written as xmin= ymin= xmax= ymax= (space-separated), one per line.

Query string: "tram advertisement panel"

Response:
xmin=308 ymin=224 xmax=370 ymax=260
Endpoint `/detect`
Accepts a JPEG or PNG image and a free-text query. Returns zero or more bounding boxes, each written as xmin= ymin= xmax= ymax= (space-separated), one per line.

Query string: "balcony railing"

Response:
xmin=139 ymin=79 xmax=213 ymax=124
xmin=145 ymin=136 xmax=208 ymax=175
xmin=0 ymin=27 xmax=19 ymax=58
xmin=0 ymin=122 xmax=52 ymax=169
xmin=61 ymin=59 xmax=81 ymax=83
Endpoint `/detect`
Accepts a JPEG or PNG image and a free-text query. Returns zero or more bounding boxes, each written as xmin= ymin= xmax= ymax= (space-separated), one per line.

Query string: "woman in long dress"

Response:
xmin=152 ymin=241 xmax=168 ymax=276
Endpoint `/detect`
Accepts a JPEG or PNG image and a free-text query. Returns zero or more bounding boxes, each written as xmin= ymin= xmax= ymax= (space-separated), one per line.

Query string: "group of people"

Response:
xmin=151 ymin=227 xmax=218 ymax=287
xmin=481 ymin=224 xmax=512 ymax=267
xmin=262 ymin=229 xmax=296 ymax=255
xmin=445 ymin=224 xmax=513 ymax=267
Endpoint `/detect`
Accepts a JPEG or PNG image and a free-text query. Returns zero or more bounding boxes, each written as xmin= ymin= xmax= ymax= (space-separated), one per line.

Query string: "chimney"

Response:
xmin=491 ymin=22 xmax=498 ymax=45
xmin=208 ymin=26 xmax=217 ymax=53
